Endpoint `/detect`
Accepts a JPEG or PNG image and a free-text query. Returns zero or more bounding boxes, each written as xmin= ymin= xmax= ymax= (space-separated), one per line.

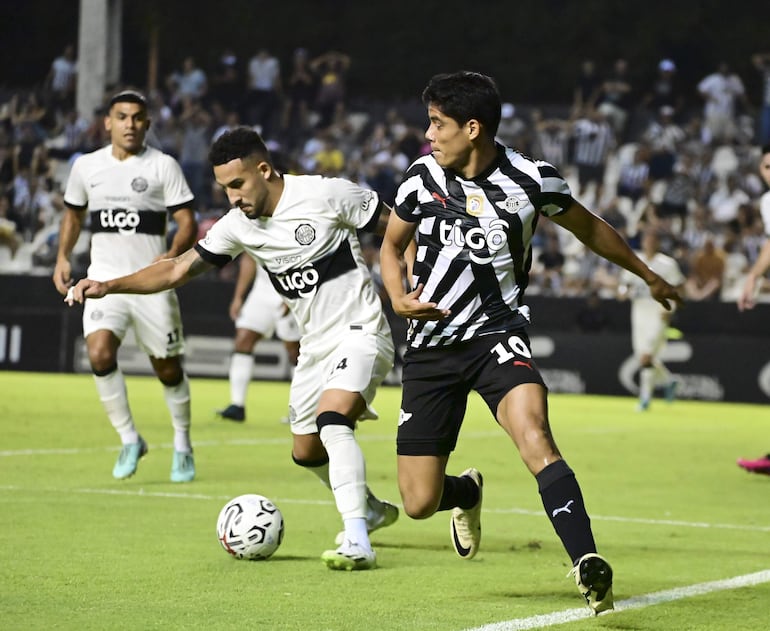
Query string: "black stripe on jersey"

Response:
xmin=88 ymin=209 xmax=167 ymax=235
xmin=266 ymin=238 xmax=357 ymax=299
xmin=194 ymin=243 xmax=232 ymax=268
xmin=360 ymin=200 xmax=384 ymax=233
xmin=396 ymin=161 xmax=452 ymax=222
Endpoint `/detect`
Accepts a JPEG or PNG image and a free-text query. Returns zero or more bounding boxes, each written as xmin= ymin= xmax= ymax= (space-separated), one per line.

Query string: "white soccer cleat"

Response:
xmin=321 ymin=540 xmax=377 ymax=571
xmin=450 ymin=468 xmax=483 ymax=559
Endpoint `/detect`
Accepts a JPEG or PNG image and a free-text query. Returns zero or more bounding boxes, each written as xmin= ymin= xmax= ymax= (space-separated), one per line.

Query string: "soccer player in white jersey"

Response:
xmin=380 ymin=71 xmax=683 ymax=614
xmin=736 ymin=144 xmax=770 ymax=474
xmin=66 ymin=127 xmax=398 ymax=570
xmin=217 ymin=254 xmax=300 ymax=423
xmin=53 ymin=90 xmax=198 ymax=483
xmin=618 ymin=230 xmax=685 ymax=411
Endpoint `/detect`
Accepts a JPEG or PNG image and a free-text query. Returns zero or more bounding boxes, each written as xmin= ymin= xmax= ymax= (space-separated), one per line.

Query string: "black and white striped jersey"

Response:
xmin=394 ymin=144 xmax=574 ymax=350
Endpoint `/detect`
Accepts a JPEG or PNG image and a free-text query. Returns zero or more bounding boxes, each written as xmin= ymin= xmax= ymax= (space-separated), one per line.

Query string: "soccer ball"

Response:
xmin=216 ymin=494 xmax=284 ymax=560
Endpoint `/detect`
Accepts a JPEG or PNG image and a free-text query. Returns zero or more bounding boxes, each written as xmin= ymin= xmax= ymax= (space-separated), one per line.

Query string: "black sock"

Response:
xmin=437 ymin=474 xmax=479 ymax=512
xmin=537 ymin=460 xmax=596 ymax=565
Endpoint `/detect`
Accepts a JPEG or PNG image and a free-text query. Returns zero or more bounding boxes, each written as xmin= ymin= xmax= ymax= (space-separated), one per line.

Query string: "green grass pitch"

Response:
xmin=1 ymin=371 xmax=769 ymax=630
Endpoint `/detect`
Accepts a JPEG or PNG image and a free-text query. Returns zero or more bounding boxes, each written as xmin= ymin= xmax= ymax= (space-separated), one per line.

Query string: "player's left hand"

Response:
xmin=64 ymin=278 xmax=108 ymax=305
xmin=391 ymin=283 xmax=451 ymax=321
xmin=648 ymin=276 xmax=684 ymax=311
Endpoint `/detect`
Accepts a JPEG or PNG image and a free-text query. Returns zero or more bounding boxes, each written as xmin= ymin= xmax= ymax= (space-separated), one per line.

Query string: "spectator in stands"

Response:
xmin=496 ymin=103 xmax=528 ymax=151
xmin=707 ymin=172 xmax=750 ymax=226
xmin=595 ymin=58 xmax=634 ymax=141
xmin=244 ymin=48 xmax=282 ymax=139
xmin=642 ymin=105 xmax=686 ymax=181
xmin=178 ymin=98 xmax=213 ymax=209
xmin=0 ymin=194 xmax=21 ymax=258
xmin=751 ymin=52 xmax=770 ymax=147
xmin=572 ymin=107 xmax=615 ymax=207
xmin=282 ymin=48 xmax=316 ymax=147
xmin=571 ymin=59 xmax=601 ymax=118
xmin=44 ymin=44 xmax=78 ymax=113
xmin=530 ymin=108 xmax=571 ymax=171
xmin=641 ymin=59 xmax=686 ymax=124
xmin=166 ymin=56 xmax=208 ymax=112
xmin=209 ymin=49 xmax=242 ymax=113
xmin=685 ymin=237 xmax=726 ymax=301
xmin=697 ymin=62 xmax=749 ymax=146
xmin=310 ymin=51 xmax=351 ymax=129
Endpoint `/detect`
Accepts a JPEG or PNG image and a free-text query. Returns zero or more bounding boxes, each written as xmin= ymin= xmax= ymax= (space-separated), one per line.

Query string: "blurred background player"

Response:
xmin=618 ymin=230 xmax=686 ymax=411
xmin=736 ymin=144 xmax=770 ymax=474
xmin=217 ymin=254 xmax=300 ymax=422
xmin=52 ymin=89 xmax=198 ymax=482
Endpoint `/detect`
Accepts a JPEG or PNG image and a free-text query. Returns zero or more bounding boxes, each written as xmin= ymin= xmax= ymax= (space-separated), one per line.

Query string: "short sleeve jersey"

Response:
xmin=394 ymin=144 xmax=573 ymax=350
xmin=195 ymin=174 xmax=387 ymax=350
xmin=64 ymin=144 xmax=193 ymax=280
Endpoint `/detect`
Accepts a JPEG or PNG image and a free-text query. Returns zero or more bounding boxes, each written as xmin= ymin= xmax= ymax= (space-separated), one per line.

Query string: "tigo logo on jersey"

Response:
xmin=466 ymin=194 xmax=484 ymax=217
xmin=98 ymin=208 xmax=141 ymax=234
xmin=274 ymin=265 xmax=320 ymax=297
xmin=438 ymin=218 xmax=509 ymax=264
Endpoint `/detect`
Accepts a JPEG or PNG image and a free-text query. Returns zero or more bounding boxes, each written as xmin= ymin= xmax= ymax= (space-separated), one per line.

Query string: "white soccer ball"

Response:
xmin=216 ymin=494 xmax=284 ymax=560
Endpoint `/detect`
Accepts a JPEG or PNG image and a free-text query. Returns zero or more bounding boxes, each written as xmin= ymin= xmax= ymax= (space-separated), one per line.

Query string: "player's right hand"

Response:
xmin=737 ymin=276 xmax=758 ymax=312
xmin=390 ymin=283 xmax=451 ymax=321
xmin=52 ymin=259 xmax=72 ymax=296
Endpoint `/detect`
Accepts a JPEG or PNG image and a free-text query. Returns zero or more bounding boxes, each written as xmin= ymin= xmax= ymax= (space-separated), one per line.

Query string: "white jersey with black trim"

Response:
xmin=64 ymin=144 xmax=193 ymax=280
xmin=394 ymin=144 xmax=574 ymax=350
xmin=196 ymin=174 xmax=389 ymax=351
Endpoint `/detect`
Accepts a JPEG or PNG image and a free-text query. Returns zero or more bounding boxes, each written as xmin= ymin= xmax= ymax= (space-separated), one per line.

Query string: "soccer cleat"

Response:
xmin=217 ymin=404 xmax=245 ymax=422
xmin=450 ymin=468 xmax=483 ymax=559
xmin=170 ymin=450 xmax=196 ymax=483
xmin=569 ymin=553 xmax=614 ymax=615
xmin=321 ymin=540 xmax=377 ymax=571
xmin=737 ymin=454 xmax=770 ymax=475
xmin=663 ymin=380 xmax=679 ymax=403
xmin=636 ymin=399 xmax=650 ymax=412
xmin=334 ymin=497 xmax=400 ymax=545
xmin=112 ymin=437 xmax=148 ymax=480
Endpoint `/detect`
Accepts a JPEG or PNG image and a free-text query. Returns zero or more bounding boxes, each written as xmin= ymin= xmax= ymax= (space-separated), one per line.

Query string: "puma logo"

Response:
xmin=552 ymin=499 xmax=575 ymax=517
xmin=513 ymin=360 xmax=532 ymax=369
xmin=432 ymin=191 xmax=449 ymax=208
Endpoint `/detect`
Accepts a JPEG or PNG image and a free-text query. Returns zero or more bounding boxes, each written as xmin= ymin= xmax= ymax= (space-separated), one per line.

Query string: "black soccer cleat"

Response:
xmin=217 ymin=404 xmax=245 ymax=422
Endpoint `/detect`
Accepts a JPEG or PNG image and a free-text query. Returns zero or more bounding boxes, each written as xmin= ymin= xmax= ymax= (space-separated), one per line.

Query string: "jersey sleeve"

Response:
xmin=393 ymin=161 xmax=427 ymax=223
xmin=194 ymin=210 xmax=243 ymax=268
xmin=62 ymin=156 xmax=88 ymax=209
xmin=531 ymin=160 xmax=574 ymax=218
xmin=760 ymin=192 xmax=770 ymax=236
xmin=330 ymin=178 xmax=381 ymax=229
xmin=159 ymin=154 xmax=195 ymax=209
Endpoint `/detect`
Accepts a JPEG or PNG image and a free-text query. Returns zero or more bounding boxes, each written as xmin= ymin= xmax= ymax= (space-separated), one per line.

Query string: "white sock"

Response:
xmin=319 ymin=423 xmax=369 ymax=531
xmin=229 ymin=352 xmax=253 ymax=407
xmin=164 ymin=374 xmax=192 ymax=453
xmin=342 ymin=517 xmax=371 ymax=552
xmin=639 ymin=367 xmax=654 ymax=402
xmin=93 ymin=367 xmax=138 ymax=445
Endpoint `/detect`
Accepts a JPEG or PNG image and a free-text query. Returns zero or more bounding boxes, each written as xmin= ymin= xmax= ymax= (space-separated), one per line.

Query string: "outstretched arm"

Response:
xmin=229 ymin=254 xmax=257 ymax=321
xmin=550 ymin=200 xmax=683 ymax=311
xmin=66 ymin=248 xmax=215 ymax=304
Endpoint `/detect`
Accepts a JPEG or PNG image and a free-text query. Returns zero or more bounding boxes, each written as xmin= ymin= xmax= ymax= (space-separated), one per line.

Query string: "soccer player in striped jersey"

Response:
xmin=66 ymin=127 xmax=399 ymax=571
xmin=380 ymin=71 xmax=683 ymax=614
xmin=53 ymin=90 xmax=198 ymax=483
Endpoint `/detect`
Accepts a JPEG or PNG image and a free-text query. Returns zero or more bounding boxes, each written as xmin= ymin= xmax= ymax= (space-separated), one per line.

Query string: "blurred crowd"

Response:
xmin=1 ymin=45 xmax=770 ymax=306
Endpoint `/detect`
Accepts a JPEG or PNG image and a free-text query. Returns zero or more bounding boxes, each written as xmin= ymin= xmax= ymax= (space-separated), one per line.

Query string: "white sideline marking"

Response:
xmin=466 ymin=570 xmax=770 ymax=630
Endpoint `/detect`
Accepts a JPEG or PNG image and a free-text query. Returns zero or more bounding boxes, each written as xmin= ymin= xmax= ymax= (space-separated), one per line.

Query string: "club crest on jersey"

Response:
xmin=361 ymin=190 xmax=375 ymax=211
xmin=498 ymin=194 xmax=525 ymax=214
xmin=295 ymin=223 xmax=316 ymax=246
xmin=466 ymin=194 xmax=485 ymax=217
xmin=131 ymin=177 xmax=149 ymax=193
xmin=90 ymin=309 xmax=104 ymax=321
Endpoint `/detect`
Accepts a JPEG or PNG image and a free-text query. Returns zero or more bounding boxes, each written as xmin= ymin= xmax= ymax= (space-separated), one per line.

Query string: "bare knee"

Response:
xmin=291 ymin=433 xmax=326 ymax=463
xmin=151 ymin=357 xmax=184 ymax=386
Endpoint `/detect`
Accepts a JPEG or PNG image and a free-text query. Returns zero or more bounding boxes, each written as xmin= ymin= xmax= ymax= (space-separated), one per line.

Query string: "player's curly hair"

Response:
xmin=422 ymin=71 xmax=501 ymax=136
xmin=209 ymin=126 xmax=271 ymax=166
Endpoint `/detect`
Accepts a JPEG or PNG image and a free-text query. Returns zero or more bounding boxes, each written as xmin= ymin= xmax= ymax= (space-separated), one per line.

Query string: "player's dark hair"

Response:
xmin=762 ymin=143 xmax=770 ymax=156
xmin=108 ymin=89 xmax=147 ymax=110
xmin=422 ymin=71 xmax=502 ymax=136
xmin=209 ymin=127 xmax=271 ymax=166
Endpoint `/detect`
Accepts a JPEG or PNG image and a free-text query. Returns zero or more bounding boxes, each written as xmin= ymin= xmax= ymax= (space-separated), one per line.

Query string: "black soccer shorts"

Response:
xmin=396 ymin=330 xmax=546 ymax=456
